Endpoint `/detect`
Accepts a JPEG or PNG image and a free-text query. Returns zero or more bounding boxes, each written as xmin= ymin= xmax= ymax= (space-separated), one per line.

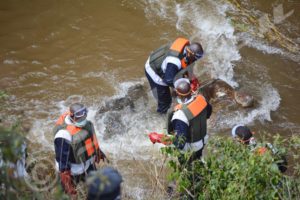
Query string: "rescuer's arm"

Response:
xmin=54 ymin=137 xmax=72 ymax=172
xmin=172 ymin=119 xmax=189 ymax=150
xmin=54 ymin=132 xmax=77 ymax=195
xmin=163 ymin=63 xmax=179 ymax=87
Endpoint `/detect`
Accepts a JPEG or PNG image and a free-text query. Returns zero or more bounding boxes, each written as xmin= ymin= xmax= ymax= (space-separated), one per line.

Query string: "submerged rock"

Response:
xmin=96 ymin=82 xmax=149 ymax=139
xmin=99 ymin=97 xmax=134 ymax=114
xmin=198 ymin=79 xmax=254 ymax=108
xmin=234 ymin=90 xmax=254 ymax=108
xmin=98 ymin=83 xmax=148 ymax=114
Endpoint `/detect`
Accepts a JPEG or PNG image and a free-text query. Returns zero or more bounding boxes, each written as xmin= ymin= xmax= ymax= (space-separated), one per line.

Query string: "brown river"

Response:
xmin=0 ymin=0 xmax=299 ymax=199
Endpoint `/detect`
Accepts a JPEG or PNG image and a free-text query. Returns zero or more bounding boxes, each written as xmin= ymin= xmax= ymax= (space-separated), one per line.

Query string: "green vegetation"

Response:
xmin=2 ymin=126 xmax=300 ymax=199
xmin=0 ymin=90 xmax=8 ymax=100
xmin=0 ymin=126 xmax=68 ymax=200
xmin=162 ymin=134 xmax=300 ymax=200
xmin=0 ymin=125 xmax=32 ymax=199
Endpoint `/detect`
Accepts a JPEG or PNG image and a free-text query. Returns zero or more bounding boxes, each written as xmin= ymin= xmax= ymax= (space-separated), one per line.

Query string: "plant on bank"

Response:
xmin=0 ymin=125 xmax=69 ymax=200
xmin=0 ymin=126 xmax=34 ymax=199
xmin=0 ymin=90 xmax=8 ymax=100
xmin=161 ymin=134 xmax=300 ymax=200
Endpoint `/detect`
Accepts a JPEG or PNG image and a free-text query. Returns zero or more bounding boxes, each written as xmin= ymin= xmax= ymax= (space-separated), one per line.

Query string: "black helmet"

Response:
xmin=232 ymin=125 xmax=253 ymax=144
xmin=174 ymin=78 xmax=191 ymax=97
xmin=87 ymin=167 xmax=123 ymax=200
xmin=186 ymin=42 xmax=203 ymax=60
xmin=70 ymin=103 xmax=88 ymax=122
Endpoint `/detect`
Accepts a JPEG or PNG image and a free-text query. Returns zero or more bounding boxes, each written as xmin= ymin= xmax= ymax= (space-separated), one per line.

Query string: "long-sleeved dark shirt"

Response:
xmin=54 ymin=138 xmax=75 ymax=171
xmin=163 ymin=63 xmax=179 ymax=87
xmin=172 ymin=103 xmax=212 ymax=150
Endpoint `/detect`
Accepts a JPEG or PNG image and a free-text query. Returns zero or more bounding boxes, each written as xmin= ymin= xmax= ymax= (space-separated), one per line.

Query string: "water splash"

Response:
xmin=143 ymin=0 xmax=241 ymax=87
xmin=94 ymin=80 xmax=164 ymax=159
xmin=141 ymin=0 xmax=283 ymax=125
xmin=212 ymin=84 xmax=281 ymax=129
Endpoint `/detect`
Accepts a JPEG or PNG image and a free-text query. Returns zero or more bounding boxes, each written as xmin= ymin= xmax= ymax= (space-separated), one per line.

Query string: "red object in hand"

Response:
xmin=60 ymin=170 xmax=77 ymax=195
xmin=148 ymin=132 xmax=172 ymax=145
xmin=191 ymin=77 xmax=200 ymax=92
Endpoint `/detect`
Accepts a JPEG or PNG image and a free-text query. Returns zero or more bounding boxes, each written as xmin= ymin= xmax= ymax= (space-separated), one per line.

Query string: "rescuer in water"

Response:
xmin=145 ymin=37 xmax=204 ymax=114
xmin=53 ymin=103 xmax=108 ymax=196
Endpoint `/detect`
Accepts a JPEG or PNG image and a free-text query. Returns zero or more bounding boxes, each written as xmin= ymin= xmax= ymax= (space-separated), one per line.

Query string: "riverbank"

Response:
xmin=1 ymin=123 xmax=299 ymax=199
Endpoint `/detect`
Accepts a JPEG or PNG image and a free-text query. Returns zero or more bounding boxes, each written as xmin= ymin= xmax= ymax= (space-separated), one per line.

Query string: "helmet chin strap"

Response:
xmin=176 ymin=96 xmax=191 ymax=104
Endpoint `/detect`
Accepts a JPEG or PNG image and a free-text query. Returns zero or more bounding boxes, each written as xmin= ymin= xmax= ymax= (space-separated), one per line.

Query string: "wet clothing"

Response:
xmin=145 ymin=70 xmax=172 ymax=113
xmin=54 ymin=113 xmax=99 ymax=176
xmin=145 ymin=38 xmax=194 ymax=113
xmin=169 ymin=95 xmax=212 ymax=162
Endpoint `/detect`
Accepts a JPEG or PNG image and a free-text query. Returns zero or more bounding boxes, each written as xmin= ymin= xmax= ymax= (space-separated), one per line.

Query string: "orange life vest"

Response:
xmin=149 ymin=37 xmax=190 ymax=78
xmin=169 ymin=38 xmax=190 ymax=69
xmin=168 ymin=95 xmax=208 ymax=143
xmin=54 ymin=112 xmax=99 ymax=164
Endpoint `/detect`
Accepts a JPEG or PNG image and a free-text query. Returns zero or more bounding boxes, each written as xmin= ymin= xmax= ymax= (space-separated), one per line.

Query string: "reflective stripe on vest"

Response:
xmin=149 ymin=37 xmax=190 ymax=78
xmin=176 ymin=95 xmax=208 ymax=144
xmin=185 ymin=95 xmax=207 ymax=120
xmin=175 ymin=95 xmax=207 ymax=121
xmin=66 ymin=124 xmax=98 ymax=161
xmin=169 ymin=38 xmax=190 ymax=69
xmin=84 ymin=135 xmax=99 ymax=157
xmin=54 ymin=113 xmax=99 ymax=164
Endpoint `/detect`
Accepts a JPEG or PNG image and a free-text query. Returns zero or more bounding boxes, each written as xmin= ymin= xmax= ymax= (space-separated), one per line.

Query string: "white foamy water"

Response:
xmin=237 ymin=32 xmax=300 ymax=63
xmin=8 ymin=0 xmax=292 ymax=153
xmin=144 ymin=0 xmax=241 ymax=87
xmin=141 ymin=0 xmax=283 ymax=128
xmin=26 ymin=79 xmax=164 ymax=158
xmin=212 ymin=84 xmax=281 ymax=130
xmin=93 ymin=80 xmax=165 ymax=159
xmin=25 ymin=80 xmax=163 ymax=199
xmin=4 ymin=1 xmax=298 ymax=199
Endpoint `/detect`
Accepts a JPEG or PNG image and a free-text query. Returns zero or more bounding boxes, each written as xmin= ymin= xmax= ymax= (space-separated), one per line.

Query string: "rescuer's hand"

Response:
xmin=60 ymin=170 xmax=77 ymax=196
xmin=95 ymin=149 xmax=110 ymax=163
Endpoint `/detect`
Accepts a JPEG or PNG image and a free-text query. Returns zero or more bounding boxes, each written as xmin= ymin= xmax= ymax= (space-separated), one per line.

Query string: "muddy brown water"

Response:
xmin=0 ymin=0 xmax=299 ymax=199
